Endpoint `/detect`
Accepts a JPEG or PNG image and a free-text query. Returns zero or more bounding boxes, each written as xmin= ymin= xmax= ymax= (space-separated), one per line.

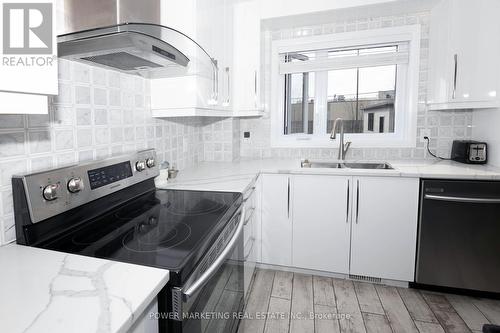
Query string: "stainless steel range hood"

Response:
xmin=57 ymin=0 xmax=217 ymax=80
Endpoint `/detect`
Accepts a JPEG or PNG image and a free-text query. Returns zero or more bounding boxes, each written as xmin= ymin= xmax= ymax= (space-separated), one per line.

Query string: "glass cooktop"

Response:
xmin=38 ymin=189 xmax=242 ymax=284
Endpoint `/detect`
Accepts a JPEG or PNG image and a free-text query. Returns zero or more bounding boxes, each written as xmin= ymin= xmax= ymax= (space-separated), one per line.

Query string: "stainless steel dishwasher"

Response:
xmin=416 ymin=179 xmax=500 ymax=294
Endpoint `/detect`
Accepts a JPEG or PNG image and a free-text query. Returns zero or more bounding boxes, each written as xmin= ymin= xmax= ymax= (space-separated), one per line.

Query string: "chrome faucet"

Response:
xmin=330 ymin=118 xmax=352 ymax=161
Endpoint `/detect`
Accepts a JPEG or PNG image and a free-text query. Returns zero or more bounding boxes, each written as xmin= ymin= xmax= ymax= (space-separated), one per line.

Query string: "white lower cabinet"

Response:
xmin=349 ymin=177 xmax=419 ymax=281
xmin=292 ymin=175 xmax=350 ymax=274
xmin=260 ymin=174 xmax=292 ymax=266
xmin=253 ymin=176 xmax=262 ymax=264
xmin=259 ymin=173 xmax=420 ymax=282
xmin=128 ymin=297 xmax=158 ymax=333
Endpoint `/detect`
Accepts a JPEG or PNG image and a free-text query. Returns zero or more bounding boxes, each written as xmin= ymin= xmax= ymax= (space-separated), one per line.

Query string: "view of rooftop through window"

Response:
xmin=326 ymin=65 xmax=396 ymax=134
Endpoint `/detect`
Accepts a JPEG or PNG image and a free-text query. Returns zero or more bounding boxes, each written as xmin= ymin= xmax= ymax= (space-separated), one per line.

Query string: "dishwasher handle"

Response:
xmin=424 ymin=194 xmax=500 ymax=204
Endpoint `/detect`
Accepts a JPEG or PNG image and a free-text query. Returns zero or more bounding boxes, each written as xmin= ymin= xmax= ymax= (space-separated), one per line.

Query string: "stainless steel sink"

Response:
xmin=300 ymin=160 xmax=393 ymax=170
xmin=300 ymin=160 xmax=345 ymax=168
xmin=343 ymin=162 xmax=394 ymax=170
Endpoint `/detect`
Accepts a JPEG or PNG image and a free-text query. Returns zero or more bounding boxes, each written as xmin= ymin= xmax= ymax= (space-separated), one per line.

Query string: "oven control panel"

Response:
xmin=87 ymin=161 xmax=134 ymax=190
xmin=14 ymin=149 xmax=159 ymax=224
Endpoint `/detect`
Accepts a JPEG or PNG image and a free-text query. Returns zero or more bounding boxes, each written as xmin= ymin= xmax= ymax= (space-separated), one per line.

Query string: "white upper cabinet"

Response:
xmin=0 ymin=92 xmax=49 ymax=114
xmin=212 ymin=0 xmax=234 ymax=111
xmin=350 ymin=177 xmax=419 ymax=281
xmin=427 ymin=0 xmax=500 ymax=110
xmin=151 ymin=0 xmax=233 ymax=117
xmin=232 ymin=0 xmax=264 ymax=116
xmin=292 ymin=175 xmax=351 ymax=274
xmin=151 ymin=0 xmax=264 ymax=117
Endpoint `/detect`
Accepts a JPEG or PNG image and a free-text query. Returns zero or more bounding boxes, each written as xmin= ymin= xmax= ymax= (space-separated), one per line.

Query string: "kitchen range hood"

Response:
xmin=57 ymin=0 xmax=217 ymax=81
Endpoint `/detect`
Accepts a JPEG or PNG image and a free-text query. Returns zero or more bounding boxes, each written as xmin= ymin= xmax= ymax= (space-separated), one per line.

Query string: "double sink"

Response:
xmin=301 ymin=160 xmax=394 ymax=170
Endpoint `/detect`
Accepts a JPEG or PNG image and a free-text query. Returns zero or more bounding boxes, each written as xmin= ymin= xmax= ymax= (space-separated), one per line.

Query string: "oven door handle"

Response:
xmin=424 ymin=194 xmax=500 ymax=204
xmin=182 ymin=206 xmax=245 ymax=300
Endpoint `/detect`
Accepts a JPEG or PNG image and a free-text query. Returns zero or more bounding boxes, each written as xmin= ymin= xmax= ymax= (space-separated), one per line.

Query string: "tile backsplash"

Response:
xmin=0 ymin=60 xmax=209 ymax=245
xmin=203 ymin=118 xmax=241 ymax=162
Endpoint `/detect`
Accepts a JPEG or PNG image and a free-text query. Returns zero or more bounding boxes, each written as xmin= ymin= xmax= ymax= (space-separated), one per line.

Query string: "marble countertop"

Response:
xmin=0 ymin=244 xmax=169 ymax=333
xmin=156 ymin=159 xmax=500 ymax=192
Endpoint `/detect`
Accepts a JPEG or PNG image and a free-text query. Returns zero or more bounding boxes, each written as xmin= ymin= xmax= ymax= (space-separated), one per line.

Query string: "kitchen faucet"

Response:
xmin=330 ymin=118 xmax=351 ymax=161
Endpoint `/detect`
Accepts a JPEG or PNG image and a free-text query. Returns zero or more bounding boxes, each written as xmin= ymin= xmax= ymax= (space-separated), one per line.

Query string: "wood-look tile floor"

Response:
xmin=237 ymin=269 xmax=500 ymax=333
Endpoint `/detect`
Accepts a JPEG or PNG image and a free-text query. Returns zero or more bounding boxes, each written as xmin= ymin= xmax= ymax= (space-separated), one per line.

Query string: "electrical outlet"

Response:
xmin=419 ymin=129 xmax=431 ymax=143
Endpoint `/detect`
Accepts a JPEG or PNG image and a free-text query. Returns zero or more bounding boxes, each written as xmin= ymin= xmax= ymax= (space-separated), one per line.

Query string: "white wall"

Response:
xmin=472 ymin=109 xmax=500 ymax=167
xmin=258 ymin=0 xmax=396 ymax=19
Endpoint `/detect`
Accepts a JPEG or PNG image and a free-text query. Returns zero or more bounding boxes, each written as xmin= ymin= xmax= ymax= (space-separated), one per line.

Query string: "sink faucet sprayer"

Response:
xmin=330 ymin=118 xmax=352 ymax=161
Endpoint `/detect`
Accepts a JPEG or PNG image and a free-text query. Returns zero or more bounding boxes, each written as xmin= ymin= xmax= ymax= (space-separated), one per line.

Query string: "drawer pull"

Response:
xmin=243 ymin=186 xmax=256 ymax=202
xmin=244 ymin=237 xmax=255 ymax=260
xmin=244 ymin=207 xmax=255 ymax=225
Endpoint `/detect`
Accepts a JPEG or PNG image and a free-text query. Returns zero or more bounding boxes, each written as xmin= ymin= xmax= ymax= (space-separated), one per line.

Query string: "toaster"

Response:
xmin=451 ymin=140 xmax=487 ymax=164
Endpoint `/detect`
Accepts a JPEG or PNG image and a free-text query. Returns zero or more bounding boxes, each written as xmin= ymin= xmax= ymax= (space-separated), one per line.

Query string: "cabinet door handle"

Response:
xmin=210 ymin=58 xmax=219 ymax=104
xmin=254 ymin=70 xmax=258 ymax=108
xmin=346 ymin=179 xmax=350 ymax=224
xmin=355 ymin=180 xmax=360 ymax=224
xmin=223 ymin=67 xmax=230 ymax=106
xmin=452 ymin=54 xmax=458 ymax=99
xmin=287 ymin=178 xmax=290 ymax=219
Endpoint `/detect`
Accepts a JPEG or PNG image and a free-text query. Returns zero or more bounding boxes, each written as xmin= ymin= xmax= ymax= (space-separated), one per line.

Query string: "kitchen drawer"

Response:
xmin=242 ymin=183 xmax=256 ymax=246
xmin=242 ymin=180 xmax=257 ymax=298
xmin=243 ymin=232 xmax=256 ymax=298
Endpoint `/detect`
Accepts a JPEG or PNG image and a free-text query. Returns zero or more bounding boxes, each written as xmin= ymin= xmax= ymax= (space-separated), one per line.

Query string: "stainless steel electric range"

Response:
xmin=12 ymin=149 xmax=245 ymax=333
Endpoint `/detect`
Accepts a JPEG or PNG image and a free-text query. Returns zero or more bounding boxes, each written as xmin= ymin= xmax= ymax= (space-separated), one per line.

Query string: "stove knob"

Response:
xmin=67 ymin=177 xmax=84 ymax=193
xmin=146 ymin=158 xmax=155 ymax=168
xmin=136 ymin=160 xmax=146 ymax=172
xmin=148 ymin=216 xmax=158 ymax=226
xmin=42 ymin=184 xmax=59 ymax=201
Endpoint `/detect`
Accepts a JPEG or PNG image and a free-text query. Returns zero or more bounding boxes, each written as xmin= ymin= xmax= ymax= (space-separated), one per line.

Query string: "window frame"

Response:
xmin=270 ymin=25 xmax=421 ymax=148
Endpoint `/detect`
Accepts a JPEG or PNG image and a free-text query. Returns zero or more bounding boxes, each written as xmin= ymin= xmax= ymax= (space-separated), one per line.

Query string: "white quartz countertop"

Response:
xmin=0 ymin=244 xmax=169 ymax=333
xmin=156 ymin=159 xmax=500 ymax=192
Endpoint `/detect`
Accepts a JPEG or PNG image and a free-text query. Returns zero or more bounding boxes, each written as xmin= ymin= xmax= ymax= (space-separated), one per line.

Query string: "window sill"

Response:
xmin=271 ymin=134 xmax=417 ymax=148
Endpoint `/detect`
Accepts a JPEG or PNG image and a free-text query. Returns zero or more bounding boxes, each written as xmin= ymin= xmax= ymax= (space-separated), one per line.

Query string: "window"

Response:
xmin=284 ymin=72 xmax=315 ymax=134
xmin=325 ymin=59 xmax=397 ymax=135
xmin=368 ymin=113 xmax=374 ymax=131
xmin=284 ymin=46 xmax=399 ymax=135
xmin=379 ymin=116 xmax=385 ymax=133
xmin=271 ymin=26 xmax=421 ymax=148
